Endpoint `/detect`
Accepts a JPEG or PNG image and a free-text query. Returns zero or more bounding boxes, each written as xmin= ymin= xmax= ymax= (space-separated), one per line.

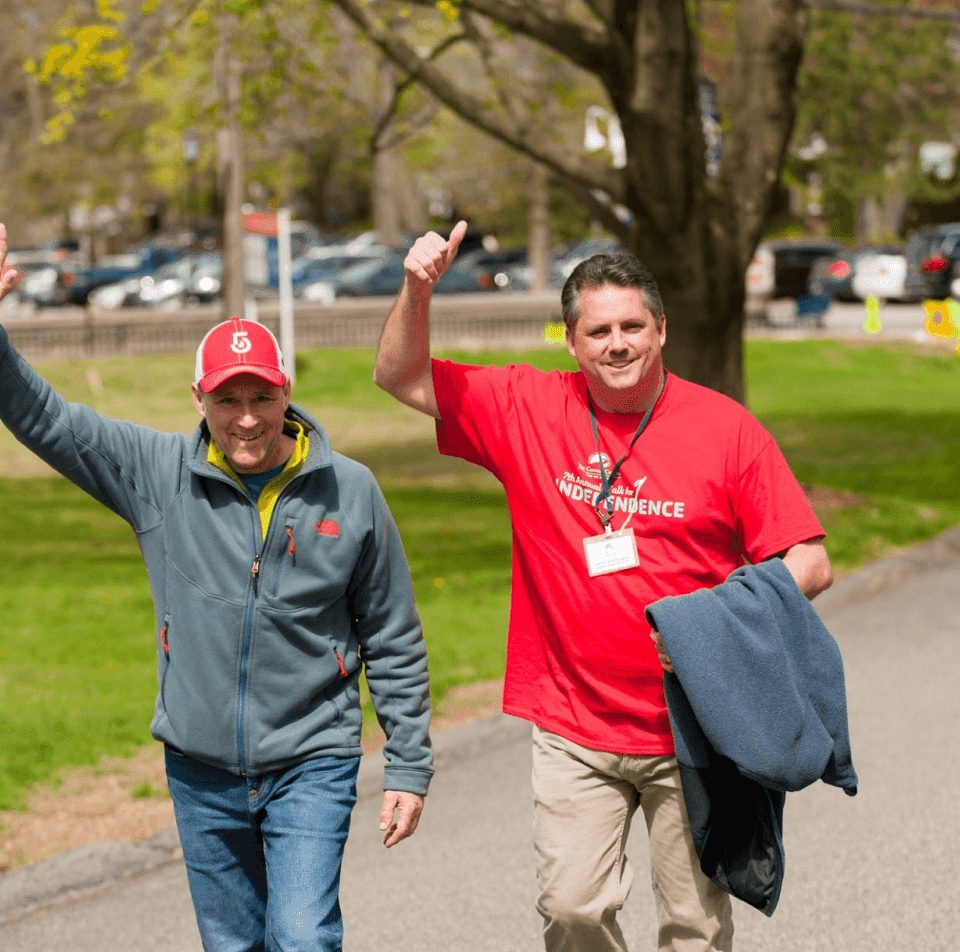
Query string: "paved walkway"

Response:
xmin=1 ymin=527 xmax=959 ymax=951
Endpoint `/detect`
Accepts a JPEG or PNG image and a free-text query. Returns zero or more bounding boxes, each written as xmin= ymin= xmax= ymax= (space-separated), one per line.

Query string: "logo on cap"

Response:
xmin=231 ymin=331 xmax=253 ymax=355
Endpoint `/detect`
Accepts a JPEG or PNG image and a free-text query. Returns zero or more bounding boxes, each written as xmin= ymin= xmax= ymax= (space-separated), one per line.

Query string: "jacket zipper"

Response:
xmin=159 ymin=623 xmax=170 ymax=657
xmin=236 ymin=505 xmax=262 ymax=776
xmin=236 ymin=489 xmax=298 ymax=774
xmin=271 ymin=526 xmax=296 ymax=597
xmin=159 ymin=621 xmax=171 ymax=708
xmin=233 ymin=469 xmax=310 ymax=775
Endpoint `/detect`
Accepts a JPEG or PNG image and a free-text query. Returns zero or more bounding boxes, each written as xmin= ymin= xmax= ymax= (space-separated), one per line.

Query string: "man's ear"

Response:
xmin=282 ymin=380 xmax=292 ymax=410
xmin=191 ymin=385 xmax=206 ymax=416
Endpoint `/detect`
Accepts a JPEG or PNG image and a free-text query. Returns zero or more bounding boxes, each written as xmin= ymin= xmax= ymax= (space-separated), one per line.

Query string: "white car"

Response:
xmin=850 ymin=247 xmax=909 ymax=301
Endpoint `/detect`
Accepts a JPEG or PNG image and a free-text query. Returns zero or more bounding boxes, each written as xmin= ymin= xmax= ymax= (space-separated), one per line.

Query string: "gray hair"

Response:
xmin=560 ymin=252 xmax=664 ymax=331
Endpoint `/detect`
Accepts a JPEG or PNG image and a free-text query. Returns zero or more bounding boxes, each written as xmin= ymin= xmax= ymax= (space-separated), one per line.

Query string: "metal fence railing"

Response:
xmin=3 ymin=292 xmax=564 ymax=363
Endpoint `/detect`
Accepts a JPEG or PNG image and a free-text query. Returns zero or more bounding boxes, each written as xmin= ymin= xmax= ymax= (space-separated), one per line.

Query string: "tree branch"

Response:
xmin=565 ymin=179 xmax=635 ymax=240
xmin=458 ymin=9 xmax=527 ymax=127
xmin=581 ymin=0 xmax=617 ymax=25
xmin=719 ymin=0 xmax=808 ymax=262
xmin=329 ymin=0 xmax=624 ymax=202
xmin=399 ymin=0 xmax=613 ymax=79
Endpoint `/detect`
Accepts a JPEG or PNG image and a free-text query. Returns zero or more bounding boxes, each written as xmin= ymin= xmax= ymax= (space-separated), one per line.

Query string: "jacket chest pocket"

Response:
xmin=165 ymin=496 xmax=255 ymax=601
xmin=263 ymin=522 xmax=357 ymax=610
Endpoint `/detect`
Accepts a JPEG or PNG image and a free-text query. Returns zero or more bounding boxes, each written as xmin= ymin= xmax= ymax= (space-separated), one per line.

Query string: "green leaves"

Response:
xmin=792 ymin=4 xmax=960 ymax=239
xmin=223 ymin=0 xmax=267 ymax=16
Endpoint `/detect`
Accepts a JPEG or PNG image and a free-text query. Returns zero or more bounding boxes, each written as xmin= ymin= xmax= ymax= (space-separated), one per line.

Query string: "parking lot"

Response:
xmin=751 ymin=298 xmax=954 ymax=345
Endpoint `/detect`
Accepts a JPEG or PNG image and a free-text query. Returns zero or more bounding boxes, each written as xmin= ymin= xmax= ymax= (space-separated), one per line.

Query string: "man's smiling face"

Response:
xmin=566 ymin=284 xmax=666 ymax=413
xmin=192 ymin=373 xmax=292 ymax=474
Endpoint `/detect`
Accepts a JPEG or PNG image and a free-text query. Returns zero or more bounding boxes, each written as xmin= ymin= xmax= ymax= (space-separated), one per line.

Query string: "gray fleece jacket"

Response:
xmin=0 ymin=327 xmax=432 ymax=795
xmin=645 ymin=558 xmax=856 ymax=914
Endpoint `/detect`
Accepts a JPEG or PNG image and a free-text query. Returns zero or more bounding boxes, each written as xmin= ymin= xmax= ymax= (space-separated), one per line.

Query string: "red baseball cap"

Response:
xmin=194 ymin=317 xmax=287 ymax=393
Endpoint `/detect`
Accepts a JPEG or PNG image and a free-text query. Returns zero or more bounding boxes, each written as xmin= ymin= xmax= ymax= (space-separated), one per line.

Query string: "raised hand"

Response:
xmin=0 ymin=223 xmax=22 ymax=302
xmin=403 ymin=220 xmax=468 ymax=292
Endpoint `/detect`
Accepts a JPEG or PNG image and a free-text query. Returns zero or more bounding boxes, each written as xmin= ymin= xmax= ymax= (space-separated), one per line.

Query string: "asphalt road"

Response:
xmin=752 ymin=298 xmax=945 ymax=343
xmin=1 ymin=530 xmax=959 ymax=951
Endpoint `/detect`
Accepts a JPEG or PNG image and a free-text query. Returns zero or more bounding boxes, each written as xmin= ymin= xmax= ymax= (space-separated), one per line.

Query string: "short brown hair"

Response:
xmin=560 ymin=253 xmax=664 ymax=331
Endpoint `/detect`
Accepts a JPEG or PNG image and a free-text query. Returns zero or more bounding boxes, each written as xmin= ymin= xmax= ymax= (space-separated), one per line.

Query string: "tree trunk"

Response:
xmin=396 ymin=166 xmax=428 ymax=236
xmin=372 ymin=61 xmax=403 ymax=248
xmin=372 ymin=146 xmax=402 ymax=248
xmin=858 ymin=193 xmax=907 ymax=244
xmin=628 ymin=218 xmax=747 ymax=405
xmin=527 ymin=162 xmax=551 ymax=292
xmin=619 ymin=0 xmax=805 ymax=404
xmin=216 ymin=2 xmax=246 ymax=320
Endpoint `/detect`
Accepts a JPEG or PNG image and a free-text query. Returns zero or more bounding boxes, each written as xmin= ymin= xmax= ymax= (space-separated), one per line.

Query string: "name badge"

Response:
xmin=583 ymin=528 xmax=640 ymax=577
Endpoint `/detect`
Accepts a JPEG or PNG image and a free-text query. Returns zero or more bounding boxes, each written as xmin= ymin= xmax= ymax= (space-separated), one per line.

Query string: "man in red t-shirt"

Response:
xmin=376 ymin=220 xmax=832 ymax=952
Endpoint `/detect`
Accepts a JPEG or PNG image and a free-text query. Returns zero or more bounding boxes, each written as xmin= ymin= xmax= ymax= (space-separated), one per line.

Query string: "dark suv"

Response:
xmin=745 ymin=237 xmax=841 ymax=325
xmin=903 ymin=223 xmax=960 ymax=300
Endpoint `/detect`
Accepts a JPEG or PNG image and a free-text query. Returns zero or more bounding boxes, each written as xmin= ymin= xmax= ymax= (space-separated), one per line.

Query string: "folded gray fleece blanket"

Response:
xmin=645 ymin=557 xmax=857 ymax=915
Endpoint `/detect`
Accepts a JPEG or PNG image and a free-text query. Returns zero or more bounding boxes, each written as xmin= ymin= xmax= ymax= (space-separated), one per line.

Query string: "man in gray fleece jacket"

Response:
xmin=0 ymin=223 xmax=432 ymax=952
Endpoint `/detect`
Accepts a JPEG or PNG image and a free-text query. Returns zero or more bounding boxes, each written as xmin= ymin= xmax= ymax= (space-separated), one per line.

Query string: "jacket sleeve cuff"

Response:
xmin=383 ymin=765 xmax=433 ymax=797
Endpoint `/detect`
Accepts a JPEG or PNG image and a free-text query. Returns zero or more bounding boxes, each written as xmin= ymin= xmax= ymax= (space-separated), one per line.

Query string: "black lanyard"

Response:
xmin=588 ymin=375 xmax=666 ymax=528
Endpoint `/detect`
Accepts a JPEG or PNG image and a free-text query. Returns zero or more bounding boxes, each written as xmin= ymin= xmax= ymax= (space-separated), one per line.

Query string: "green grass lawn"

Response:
xmin=0 ymin=339 xmax=957 ymax=811
xmin=746 ymin=340 xmax=960 ymax=566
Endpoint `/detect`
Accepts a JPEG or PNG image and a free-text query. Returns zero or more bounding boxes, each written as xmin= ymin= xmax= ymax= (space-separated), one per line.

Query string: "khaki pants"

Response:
xmin=532 ymin=726 xmax=733 ymax=952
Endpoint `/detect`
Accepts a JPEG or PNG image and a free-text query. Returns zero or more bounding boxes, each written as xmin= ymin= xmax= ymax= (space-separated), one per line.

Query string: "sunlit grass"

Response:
xmin=1 ymin=338 xmax=957 ymax=809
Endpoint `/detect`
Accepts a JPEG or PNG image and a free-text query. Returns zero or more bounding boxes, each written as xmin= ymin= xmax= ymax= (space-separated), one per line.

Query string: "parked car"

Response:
xmin=745 ymin=237 xmax=841 ymax=325
xmin=15 ymin=264 xmax=68 ymax=307
xmin=89 ymin=252 xmax=223 ymax=309
xmin=2 ymin=246 xmax=82 ymax=309
xmin=555 ymin=236 xmax=623 ymax=267
xmin=850 ymin=245 xmax=910 ymax=301
xmin=304 ymin=253 xmax=489 ymax=304
xmin=293 ymin=250 xmax=386 ymax=300
xmin=45 ymin=244 xmax=184 ymax=306
xmin=809 ymin=244 xmax=910 ymax=302
xmin=455 ymin=247 xmax=529 ymax=290
xmin=495 ymin=239 xmax=622 ymax=292
xmin=497 ymin=258 xmax=571 ymax=292
xmin=903 ymin=222 xmax=960 ymax=300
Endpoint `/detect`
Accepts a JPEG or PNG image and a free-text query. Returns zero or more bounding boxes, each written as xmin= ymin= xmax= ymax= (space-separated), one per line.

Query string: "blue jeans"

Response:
xmin=165 ymin=747 xmax=360 ymax=952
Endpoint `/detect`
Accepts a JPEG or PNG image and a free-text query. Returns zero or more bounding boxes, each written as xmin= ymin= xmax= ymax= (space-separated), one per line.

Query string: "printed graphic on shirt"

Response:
xmin=555 ymin=454 xmax=686 ymax=521
xmin=581 ymin=452 xmax=612 ymax=481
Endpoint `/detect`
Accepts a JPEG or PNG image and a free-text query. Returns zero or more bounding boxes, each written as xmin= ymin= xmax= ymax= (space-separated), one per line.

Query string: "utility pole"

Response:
xmin=215 ymin=0 xmax=246 ymax=319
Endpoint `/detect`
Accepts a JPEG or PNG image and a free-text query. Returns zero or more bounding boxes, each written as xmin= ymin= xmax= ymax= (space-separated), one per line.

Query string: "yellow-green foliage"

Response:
xmin=435 ymin=0 xmax=460 ymax=22
xmin=25 ymin=14 xmax=131 ymax=145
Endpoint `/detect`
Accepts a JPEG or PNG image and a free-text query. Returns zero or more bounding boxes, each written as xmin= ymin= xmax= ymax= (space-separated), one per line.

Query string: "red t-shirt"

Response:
xmin=432 ymin=360 xmax=824 ymax=754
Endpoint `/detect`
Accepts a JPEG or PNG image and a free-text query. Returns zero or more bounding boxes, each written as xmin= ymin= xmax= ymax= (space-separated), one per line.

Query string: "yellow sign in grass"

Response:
xmin=543 ymin=321 xmax=566 ymax=344
xmin=924 ymin=299 xmax=959 ymax=338
xmin=922 ymin=299 xmax=960 ymax=355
